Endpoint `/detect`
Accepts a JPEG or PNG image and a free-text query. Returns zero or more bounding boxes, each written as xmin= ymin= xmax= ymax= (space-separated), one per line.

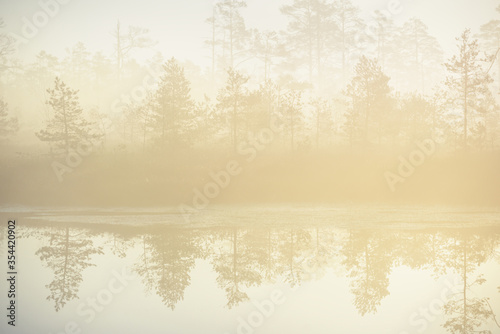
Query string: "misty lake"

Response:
xmin=1 ymin=206 xmax=499 ymax=334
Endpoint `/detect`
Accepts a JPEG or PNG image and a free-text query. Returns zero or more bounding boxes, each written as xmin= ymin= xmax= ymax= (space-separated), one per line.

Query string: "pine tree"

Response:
xmin=153 ymin=58 xmax=194 ymax=149
xmin=281 ymin=0 xmax=334 ymax=85
xmin=36 ymin=227 xmax=103 ymax=311
xmin=217 ymin=68 xmax=249 ymax=152
xmin=112 ymin=21 xmax=155 ymax=82
xmin=396 ymin=18 xmax=443 ymax=93
xmin=332 ymin=0 xmax=365 ymax=85
xmin=249 ymin=30 xmax=281 ymax=82
xmin=370 ymin=10 xmax=397 ymax=72
xmin=36 ymin=77 xmax=99 ymax=155
xmin=214 ymin=0 xmax=248 ymax=69
xmin=344 ymin=56 xmax=391 ymax=146
xmin=445 ymin=29 xmax=495 ymax=149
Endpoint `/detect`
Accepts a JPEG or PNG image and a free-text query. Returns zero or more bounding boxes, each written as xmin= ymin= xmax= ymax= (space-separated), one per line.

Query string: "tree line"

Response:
xmin=0 ymin=1 xmax=500 ymax=155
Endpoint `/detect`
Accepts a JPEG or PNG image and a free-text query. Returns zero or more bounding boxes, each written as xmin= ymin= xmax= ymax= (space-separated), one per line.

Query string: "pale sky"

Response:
xmin=1 ymin=0 xmax=498 ymax=68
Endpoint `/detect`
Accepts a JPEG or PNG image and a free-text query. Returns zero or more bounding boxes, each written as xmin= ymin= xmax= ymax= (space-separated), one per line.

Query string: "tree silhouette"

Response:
xmin=276 ymin=228 xmax=312 ymax=287
xmin=249 ymin=29 xmax=283 ymax=82
xmin=341 ymin=230 xmax=394 ymax=316
xmin=212 ymin=228 xmax=263 ymax=308
xmin=36 ymin=227 xmax=103 ymax=311
xmin=134 ymin=228 xmax=200 ymax=310
xmin=344 ymin=56 xmax=391 ymax=146
xmin=213 ymin=0 xmax=248 ymax=69
xmin=107 ymin=232 xmax=135 ymax=258
xmin=36 ymin=77 xmax=100 ymax=155
xmin=442 ymin=231 xmax=499 ymax=334
xmin=397 ymin=18 xmax=443 ymax=93
xmin=217 ymin=68 xmax=249 ymax=152
xmin=281 ymin=0 xmax=334 ymax=85
xmin=332 ymin=0 xmax=365 ymax=84
xmin=445 ymin=29 xmax=496 ymax=149
xmin=370 ymin=10 xmax=397 ymax=72
xmin=152 ymin=58 xmax=194 ymax=149
xmin=112 ymin=21 xmax=155 ymax=82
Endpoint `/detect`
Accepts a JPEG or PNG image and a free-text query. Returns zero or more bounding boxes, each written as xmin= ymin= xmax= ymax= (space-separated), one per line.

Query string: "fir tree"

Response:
xmin=153 ymin=58 xmax=194 ymax=149
xmin=36 ymin=77 xmax=99 ymax=155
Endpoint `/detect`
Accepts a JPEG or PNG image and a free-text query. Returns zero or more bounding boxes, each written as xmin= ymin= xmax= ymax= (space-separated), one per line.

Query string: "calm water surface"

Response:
xmin=0 ymin=206 xmax=499 ymax=334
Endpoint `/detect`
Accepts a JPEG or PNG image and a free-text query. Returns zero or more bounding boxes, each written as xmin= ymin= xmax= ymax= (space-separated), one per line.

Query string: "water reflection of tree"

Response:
xmin=212 ymin=228 xmax=268 ymax=308
xmin=300 ymin=227 xmax=338 ymax=281
xmin=276 ymin=229 xmax=312 ymax=287
xmin=398 ymin=230 xmax=450 ymax=275
xmin=441 ymin=230 xmax=500 ymax=334
xmin=242 ymin=228 xmax=282 ymax=281
xmin=25 ymin=222 xmax=500 ymax=322
xmin=342 ymin=230 xmax=395 ymax=316
xmin=36 ymin=227 xmax=103 ymax=311
xmin=135 ymin=234 xmax=154 ymax=295
xmin=260 ymin=229 xmax=281 ymax=281
xmin=107 ymin=232 xmax=135 ymax=258
xmin=494 ymin=247 xmax=500 ymax=297
xmin=134 ymin=228 xmax=200 ymax=310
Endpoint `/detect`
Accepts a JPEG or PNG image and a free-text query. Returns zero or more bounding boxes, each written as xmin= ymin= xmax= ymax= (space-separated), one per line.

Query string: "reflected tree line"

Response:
xmin=20 ymin=223 xmax=500 ymax=333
